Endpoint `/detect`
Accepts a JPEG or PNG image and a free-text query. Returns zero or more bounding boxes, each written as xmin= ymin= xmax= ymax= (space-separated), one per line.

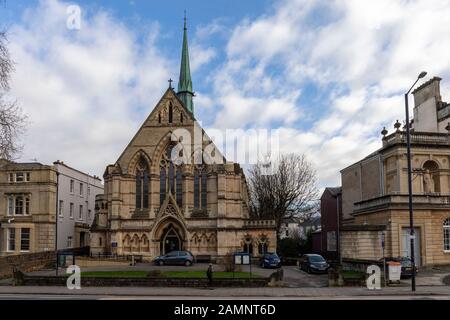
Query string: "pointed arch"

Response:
xmin=159 ymin=143 xmax=185 ymax=208
xmin=127 ymin=149 xmax=152 ymax=175
xmin=168 ymin=102 xmax=173 ymax=123
xmin=130 ymin=151 xmax=151 ymax=210
xmin=131 ymin=234 xmax=140 ymax=252
xmin=123 ymin=234 xmax=131 ymax=252
xmin=193 ymin=165 xmax=207 ymax=210
xmin=140 ymin=234 xmax=150 ymax=252
xmin=152 ymin=218 xmax=187 ymax=255
xmin=190 ymin=232 xmax=199 ymax=245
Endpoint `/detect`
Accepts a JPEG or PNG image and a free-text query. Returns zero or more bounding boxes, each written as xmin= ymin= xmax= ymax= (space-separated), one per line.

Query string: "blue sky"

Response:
xmin=2 ymin=0 xmax=450 ymax=188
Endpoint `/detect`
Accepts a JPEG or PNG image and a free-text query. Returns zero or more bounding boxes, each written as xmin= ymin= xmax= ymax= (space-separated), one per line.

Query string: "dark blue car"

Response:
xmin=259 ymin=253 xmax=282 ymax=268
xmin=153 ymin=251 xmax=194 ymax=266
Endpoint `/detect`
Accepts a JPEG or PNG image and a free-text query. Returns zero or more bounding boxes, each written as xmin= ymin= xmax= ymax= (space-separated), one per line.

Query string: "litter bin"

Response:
xmin=387 ymin=261 xmax=401 ymax=282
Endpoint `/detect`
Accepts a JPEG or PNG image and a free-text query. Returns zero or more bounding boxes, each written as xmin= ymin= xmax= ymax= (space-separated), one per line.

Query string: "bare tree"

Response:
xmin=0 ymin=31 xmax=13 ymax=90
xmin=0 ymin=31 xmax=26 ymax=160
xmin=248 ymin=153 xmax=319 ymax=239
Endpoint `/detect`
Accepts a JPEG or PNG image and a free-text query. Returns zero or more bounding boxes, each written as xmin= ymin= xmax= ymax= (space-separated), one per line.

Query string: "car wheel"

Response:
xmin=185 ymin=260 xmax=192 ymax=267
xmin=158 ymin=260 xmax=164 ymax=266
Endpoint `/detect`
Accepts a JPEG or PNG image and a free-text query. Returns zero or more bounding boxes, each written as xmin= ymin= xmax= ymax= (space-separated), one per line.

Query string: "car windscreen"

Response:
xmin=400 ymin=259 xmax=412 ymax=267
xmin=309 ymin=256 xmax=325 ymax=263
xmin=266 ymin=253 xmax=278 ymax=258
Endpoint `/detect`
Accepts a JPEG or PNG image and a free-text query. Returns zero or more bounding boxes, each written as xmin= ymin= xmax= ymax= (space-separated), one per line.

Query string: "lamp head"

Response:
xmin=418 ymin=71 xmax=427 ymax=79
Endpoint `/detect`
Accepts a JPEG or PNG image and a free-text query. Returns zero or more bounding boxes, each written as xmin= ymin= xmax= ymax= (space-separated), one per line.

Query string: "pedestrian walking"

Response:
xmin=207 ymin=263 xmax=213 ymax=287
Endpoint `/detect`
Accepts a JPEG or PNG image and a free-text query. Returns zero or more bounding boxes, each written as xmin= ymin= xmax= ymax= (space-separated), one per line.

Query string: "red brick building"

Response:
xmin=320 ymin=187 xmax=342 ymax=262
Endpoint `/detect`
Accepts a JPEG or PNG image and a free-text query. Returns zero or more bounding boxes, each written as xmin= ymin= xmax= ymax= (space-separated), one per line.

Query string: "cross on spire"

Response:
xmin=168 ymin=78 xmax=173 ymax=88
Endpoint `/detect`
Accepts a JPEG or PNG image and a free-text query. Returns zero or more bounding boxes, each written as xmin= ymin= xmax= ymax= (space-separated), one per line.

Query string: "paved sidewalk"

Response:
xmin=0 ymin=285 xmax=449 ymax=298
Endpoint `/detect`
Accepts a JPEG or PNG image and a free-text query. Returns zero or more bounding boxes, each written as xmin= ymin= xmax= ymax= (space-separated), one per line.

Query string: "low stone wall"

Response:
xmin=19 ymin=275 xmax=269 ymax=288
xmin=341 ymin=228 xmax=385 ymax=262
xmin=1 ymin=248 xmax=90 ymax=279
xmin=0 ymin=251 xmax=56 ymax=279
xmin=342 ymin=258 xmax=384 ymax=272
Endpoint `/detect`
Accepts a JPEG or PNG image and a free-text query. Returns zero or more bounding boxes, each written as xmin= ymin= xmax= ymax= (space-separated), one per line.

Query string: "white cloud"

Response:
xmin=8 ymin=0 xmax=450 ymax=191
xmin=208 ymin=0 xmax=450 ymax=188
xmin=9 ymin=0 xmax=173 ymax=177
xmin=190 ymin=43 xmax=216 ymax=73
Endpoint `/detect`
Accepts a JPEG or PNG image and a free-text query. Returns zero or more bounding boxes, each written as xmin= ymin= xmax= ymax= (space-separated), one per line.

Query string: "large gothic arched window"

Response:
xmin=135 ymin=157 xmax=149 ymax=210
xmin=194 ymin=166 xmax=207 ymax=209
xmin=160 ymin=145 xmax=183 ymax=208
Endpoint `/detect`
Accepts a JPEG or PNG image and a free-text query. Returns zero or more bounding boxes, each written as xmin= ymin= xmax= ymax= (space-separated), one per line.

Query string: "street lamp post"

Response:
xmin=55 ymin=171 xmax=60 ymax=276
xmin=404 ymin=71 xmax=427 ymax=292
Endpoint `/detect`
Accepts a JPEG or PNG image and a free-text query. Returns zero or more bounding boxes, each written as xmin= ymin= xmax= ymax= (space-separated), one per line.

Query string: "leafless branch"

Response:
xmin=0 ymin=30 xmax=26 ymax=160
xmin=0 ymin=96 xmax=25 ymax=160
xmin=0 ymin=31 xmax=13 ymax=90
xmin=248 ymin=153 xmax=319 ymax=239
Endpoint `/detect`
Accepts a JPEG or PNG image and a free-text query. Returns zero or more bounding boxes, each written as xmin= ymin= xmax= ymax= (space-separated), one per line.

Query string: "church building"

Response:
xmin=90 ymin=18 xmax=277 ymax=261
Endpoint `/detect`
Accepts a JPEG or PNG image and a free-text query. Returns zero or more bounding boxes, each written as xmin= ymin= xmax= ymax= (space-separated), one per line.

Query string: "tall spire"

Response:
xmin=177 ymin=11 xmax=194 ymax=114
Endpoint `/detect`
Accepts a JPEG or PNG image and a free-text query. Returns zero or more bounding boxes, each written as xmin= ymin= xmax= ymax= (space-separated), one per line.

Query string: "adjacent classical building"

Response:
xmin=0 ymin=160 xmax=103 ymax=256
xmin=340 ymin=77 xmax=450 ymax=267
xmin=90 ymin=20 xmax=277 ymax=261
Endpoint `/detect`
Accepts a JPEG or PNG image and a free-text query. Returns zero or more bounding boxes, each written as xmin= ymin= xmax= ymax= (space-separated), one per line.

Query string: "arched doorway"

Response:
xmin=159 ymin=224 xmax=183 ymax=254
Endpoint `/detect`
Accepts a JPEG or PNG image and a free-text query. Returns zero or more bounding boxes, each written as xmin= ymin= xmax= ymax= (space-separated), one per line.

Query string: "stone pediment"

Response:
xmin=155 ymin=192 xmax=187 ymax=226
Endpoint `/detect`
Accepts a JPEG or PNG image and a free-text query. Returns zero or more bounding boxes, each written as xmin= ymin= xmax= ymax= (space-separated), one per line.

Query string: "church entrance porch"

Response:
xmin=161 ymin=226 xmax=182 ymax=254
xmin=155 ymin=222 xmax=186 ymax=256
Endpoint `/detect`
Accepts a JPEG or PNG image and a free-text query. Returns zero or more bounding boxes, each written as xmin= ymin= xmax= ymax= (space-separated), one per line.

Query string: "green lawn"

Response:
xmin=79 ymin=270 xmax=260 ymax=279
xmin=162 ymin=271 xmax=260 ymax=279
xmin=81 ymin=271 xmax=149 ymax=278
xmin=342 ymin=270 xmax=365 ymax=279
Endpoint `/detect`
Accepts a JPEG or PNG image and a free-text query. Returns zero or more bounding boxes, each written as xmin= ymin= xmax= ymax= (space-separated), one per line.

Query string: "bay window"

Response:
xmin=6 ymin=194 xmax=30 ymax=216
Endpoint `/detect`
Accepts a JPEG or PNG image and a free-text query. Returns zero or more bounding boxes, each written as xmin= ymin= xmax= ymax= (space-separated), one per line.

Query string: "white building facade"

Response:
xmin=54 ymin=161 xmax=103 ymax=250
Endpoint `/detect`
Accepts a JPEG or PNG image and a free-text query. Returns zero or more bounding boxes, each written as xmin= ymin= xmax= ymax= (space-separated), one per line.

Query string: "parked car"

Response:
xmin=380 ymin=257 xmax=419 ymax=278
xmin=298 ymin=254 xmax=330 ymax=274
xmin=153 ymin=251 xmax=194 ymax=266
xmin=259 ymin=253 xmax=282 ymax=268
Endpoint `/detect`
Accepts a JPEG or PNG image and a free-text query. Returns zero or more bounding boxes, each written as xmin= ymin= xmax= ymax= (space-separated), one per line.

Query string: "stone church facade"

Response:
xmin=90 ymin=19 xmax=276 ymax=261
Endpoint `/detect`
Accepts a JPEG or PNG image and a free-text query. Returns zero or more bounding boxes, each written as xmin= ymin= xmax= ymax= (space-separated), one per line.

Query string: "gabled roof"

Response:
xmin=113 ymin=87 xmax=196 ymax=166
xmin=325 ymin=187 xmax=342 ymax=196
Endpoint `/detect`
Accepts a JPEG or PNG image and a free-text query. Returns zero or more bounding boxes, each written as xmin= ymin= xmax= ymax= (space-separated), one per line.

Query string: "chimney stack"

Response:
xmin=411 ymin=76 xmax=443 ymax=133
xmin=412 ymin=76 xmax=442 ymax=108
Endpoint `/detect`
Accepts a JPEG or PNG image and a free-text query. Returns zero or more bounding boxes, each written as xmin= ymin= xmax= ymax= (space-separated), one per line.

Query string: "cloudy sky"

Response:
xmin=1 ymin=0 xmax=450 ymax=188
